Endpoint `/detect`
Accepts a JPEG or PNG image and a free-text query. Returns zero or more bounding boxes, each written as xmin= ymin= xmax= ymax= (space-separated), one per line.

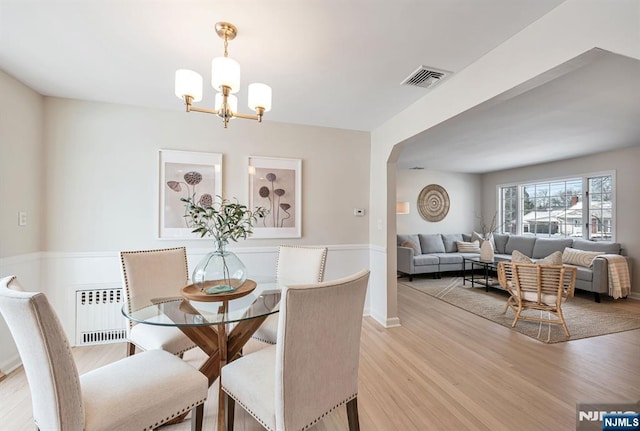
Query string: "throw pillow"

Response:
xmin=400 ymin=240 xmax=421 ymax=255
xmin=512 ymin=250 xmax=562 ymax=265
xmin=419 ymin=234 xmax=446 ymax=254
xmin=456 ymin=240 xmax=480 ymax=253
xmin=442 ymin=234 xmax=463 ymax=253
xmin=537 ymin=251 xmax=562 ymax=265
xmin=562 ymin=247 xmax=603 ymax=267
xmin=511 ymin=250 xmax=533 ymax=263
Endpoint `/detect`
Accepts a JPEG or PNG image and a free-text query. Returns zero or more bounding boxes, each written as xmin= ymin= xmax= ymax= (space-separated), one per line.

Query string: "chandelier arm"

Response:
xmin=188 ymin=106 xmax=220 ymax=115
xmin=182 ymin=95 xmax=218 ymax=115
xmin=233 ymin=112 xmax=261 ymax=121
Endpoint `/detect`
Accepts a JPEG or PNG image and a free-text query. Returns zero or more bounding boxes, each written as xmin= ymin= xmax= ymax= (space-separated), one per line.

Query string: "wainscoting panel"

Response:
xmin=39 ymin=244 xmax=370 ymax=347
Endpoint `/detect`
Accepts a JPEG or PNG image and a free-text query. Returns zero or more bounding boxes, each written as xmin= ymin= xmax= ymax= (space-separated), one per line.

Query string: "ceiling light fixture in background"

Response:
xmin=174 ymin=22 xmax=272 ymax=128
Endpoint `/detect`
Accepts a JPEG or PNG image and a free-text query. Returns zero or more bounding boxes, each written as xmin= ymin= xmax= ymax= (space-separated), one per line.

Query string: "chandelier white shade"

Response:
xmin=174 ymin=21 xmax=272 ymax=128
xmin=174 ymin=69 xmax=203 ymax=102
xmin=211 ymin=56 xmax=240 ymax=93
xmin=248 ymin=83 xmax=272 ymax=112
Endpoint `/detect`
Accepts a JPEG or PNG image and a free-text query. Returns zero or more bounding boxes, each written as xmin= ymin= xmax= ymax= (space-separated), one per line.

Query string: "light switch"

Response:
xmin=18 ymin=212 xmax=27 ymax=226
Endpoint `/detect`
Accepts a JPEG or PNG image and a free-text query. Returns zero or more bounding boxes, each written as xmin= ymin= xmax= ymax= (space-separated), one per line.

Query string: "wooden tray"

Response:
xmin=180 ymin=279 xmax=257 ymax=302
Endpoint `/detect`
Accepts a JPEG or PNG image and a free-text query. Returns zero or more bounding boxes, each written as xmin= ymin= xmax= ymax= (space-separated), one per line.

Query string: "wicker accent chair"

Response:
xmin=222 ymin=269 xmax=370 ymax=431
xmin=0 ymin=275 xmax=208 ymax=431
xmin=499 ymin=262 xmax=577 ymax=336
xmin=252 ymin=245 xmax=328 ymax=345
xmin=497 ymin=261 xmax=517 ymax=314
xmin=120 ymin=247 xmax=197 ymax=356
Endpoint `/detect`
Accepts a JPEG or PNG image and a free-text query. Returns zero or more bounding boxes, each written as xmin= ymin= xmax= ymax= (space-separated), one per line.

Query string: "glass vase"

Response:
xmin=192 ymin=240 xmax=247 ymax=291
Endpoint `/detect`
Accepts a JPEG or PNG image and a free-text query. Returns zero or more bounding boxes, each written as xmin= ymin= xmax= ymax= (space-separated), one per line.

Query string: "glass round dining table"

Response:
xmin=122 ymin=278 xmax=280 ymax=431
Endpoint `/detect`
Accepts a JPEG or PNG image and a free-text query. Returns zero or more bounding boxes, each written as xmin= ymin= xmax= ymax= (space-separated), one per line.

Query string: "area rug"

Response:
xmin=399 ymin=276 xmax=640 ymax=343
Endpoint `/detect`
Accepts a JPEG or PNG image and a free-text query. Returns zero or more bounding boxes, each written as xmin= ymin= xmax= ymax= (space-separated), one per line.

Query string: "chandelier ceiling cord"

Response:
xmin=174 ymin=22 xmax=272 ymax=128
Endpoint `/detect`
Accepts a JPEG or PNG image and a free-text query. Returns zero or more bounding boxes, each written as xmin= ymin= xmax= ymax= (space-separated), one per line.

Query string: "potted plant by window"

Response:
xmin=182 ymin=195 xmax=267 ymax=294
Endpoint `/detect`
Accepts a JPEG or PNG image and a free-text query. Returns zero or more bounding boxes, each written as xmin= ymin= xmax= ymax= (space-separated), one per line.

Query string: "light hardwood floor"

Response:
xmin=2 ymin=282 xmax=639 ymax=430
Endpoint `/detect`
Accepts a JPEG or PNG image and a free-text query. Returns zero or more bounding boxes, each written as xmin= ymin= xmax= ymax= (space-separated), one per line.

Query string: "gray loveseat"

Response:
xmin=397 ymin=233 xmax=627 ymax=302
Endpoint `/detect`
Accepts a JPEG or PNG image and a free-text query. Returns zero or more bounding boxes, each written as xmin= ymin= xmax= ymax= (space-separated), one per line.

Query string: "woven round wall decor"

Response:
xmin=417 ymin=184 xmax=450 ymax=222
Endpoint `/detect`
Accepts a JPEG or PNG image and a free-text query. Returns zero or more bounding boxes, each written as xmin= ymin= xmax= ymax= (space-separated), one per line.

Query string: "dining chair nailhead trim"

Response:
xmin=144 ymin=398 xmax=206 ymax=431
xmin=251 ymin=334 xmax=274 ymax=344
xmin=223 ymin=390 xmax=275 ymax=431
xmin=300 ymin=394 xmax=357 ymax=431
xmin=223 ymin=387 xmax=356 ymax=431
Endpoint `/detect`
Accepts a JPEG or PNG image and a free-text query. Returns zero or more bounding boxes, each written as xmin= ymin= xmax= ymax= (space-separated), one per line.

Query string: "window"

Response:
xmin=497 ymin=172 xmax=614 ymax=241
xmin=501 ymin=186 xmax=517 ymax=234
xmin=587 ymin=175 xmax=613 ymax=240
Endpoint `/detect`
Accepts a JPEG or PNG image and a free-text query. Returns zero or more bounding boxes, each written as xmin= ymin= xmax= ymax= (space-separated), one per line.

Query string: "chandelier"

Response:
xmin=174 ymin=22 xmax=272 ymax=128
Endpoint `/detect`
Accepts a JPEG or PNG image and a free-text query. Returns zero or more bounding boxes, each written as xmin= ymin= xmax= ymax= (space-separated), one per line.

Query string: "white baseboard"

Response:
xmin=385 ymin=317 xmax=402 ymax=327
xmin=370 ymin=311 xmax=402 ymax=328
xmin=0 ymin=353 xmax=22 ymax=376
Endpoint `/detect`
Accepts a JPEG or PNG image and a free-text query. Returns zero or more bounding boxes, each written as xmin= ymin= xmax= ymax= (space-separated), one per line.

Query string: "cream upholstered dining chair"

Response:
xmin=222 ymin=269 xmax=370 ymax=431
xmin=0 ymin=275 xmax=208 ymax=431
xmin=252 ymin=245 xmax=328 ymax=344
xmin=120 ymin=246 xmax=197 ymax=356
xmin=501 ymin=262 xmax=577 ymax=336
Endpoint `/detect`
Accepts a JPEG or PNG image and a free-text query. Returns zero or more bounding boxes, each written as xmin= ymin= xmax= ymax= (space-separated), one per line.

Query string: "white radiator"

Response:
xmin=75 ymin=287 xmax=127 ymax=346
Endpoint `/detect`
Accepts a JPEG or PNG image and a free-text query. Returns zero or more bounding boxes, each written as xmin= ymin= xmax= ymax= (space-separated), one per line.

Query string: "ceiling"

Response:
xmin=0 ymin=0 xmax=563 ymax=133
xmin=2 ymin=1 xmax=638 ymax=175
xmin=396 ymin=48 xmax=640 ymax=173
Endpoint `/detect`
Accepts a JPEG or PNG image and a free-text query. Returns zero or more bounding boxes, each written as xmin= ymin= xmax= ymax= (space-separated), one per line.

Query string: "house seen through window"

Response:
xmin=498 ymin=173 xmax=614 ymax=241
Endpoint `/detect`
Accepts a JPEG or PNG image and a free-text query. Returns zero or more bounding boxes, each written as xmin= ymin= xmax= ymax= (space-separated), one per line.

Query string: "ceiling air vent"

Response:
xmin=401 ymin=65 xmax=451 ymax=89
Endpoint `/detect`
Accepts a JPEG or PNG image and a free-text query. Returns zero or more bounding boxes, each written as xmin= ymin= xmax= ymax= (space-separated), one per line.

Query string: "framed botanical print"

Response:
xmin=158 ymin=150 xmax=222 ymax=239
xmin=248 ymin=156 xmax=302 ymax=238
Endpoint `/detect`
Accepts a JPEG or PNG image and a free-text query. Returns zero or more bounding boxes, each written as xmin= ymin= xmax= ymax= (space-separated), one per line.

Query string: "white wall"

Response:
xmin=0 ymin=71 xmax=44 ymax=257
xmin=0 ymin=70 xmax=45 ymax=372
xmin=396 ymin=169 xmax=481 ymax=235
xmin=482 ymin=145 xmax=640 ymax=294
xmin=43 ymin=98 xmax=370 ymax=251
